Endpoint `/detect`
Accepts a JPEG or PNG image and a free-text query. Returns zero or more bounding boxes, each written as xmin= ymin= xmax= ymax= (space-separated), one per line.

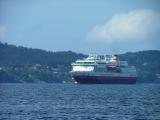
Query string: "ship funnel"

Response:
xmin=112 ymin=55 xmax=119 ymax=61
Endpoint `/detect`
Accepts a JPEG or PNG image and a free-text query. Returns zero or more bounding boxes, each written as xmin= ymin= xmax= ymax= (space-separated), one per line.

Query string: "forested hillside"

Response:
xmin=0 ymin=42 xmax=160 ymax=83
xmin=0 ymin=42 xmax=85 ymax=67
xmin=0 ymin=42 xmax=86 ymax=83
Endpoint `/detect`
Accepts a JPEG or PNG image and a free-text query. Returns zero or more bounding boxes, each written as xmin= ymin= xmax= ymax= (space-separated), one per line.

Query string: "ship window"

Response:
xmin=97 ymin=63 xmax=106 ymax=64
xmin=76 ymin=62 xmax=95 ymax=64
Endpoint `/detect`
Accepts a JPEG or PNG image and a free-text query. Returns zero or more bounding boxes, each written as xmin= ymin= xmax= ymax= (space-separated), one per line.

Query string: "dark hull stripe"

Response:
xmin=73 ymin=76 xmax=137 ymax=84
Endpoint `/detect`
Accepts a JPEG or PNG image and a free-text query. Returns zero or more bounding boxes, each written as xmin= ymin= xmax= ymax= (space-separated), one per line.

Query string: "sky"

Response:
xmin=0 ymin=0 xmax=160 ymax=54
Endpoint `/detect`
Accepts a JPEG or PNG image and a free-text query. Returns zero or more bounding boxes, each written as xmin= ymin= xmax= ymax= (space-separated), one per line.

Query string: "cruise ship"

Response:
xmin=70 ymin=55 xmax=138 ymax=84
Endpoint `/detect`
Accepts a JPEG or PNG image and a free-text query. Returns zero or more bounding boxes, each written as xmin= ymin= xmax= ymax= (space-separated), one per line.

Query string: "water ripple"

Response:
xmin=0 ymin=83 xmax=160 ymax=120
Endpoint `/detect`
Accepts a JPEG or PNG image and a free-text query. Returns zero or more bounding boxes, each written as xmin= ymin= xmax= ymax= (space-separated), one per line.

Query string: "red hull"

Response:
xmin=73 ymin=76 xmax=137 ymax=84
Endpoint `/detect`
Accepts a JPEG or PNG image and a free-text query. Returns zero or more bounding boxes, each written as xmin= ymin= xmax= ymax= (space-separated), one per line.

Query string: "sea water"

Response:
xmin=0 ymin=83 xmax=160 ymax=120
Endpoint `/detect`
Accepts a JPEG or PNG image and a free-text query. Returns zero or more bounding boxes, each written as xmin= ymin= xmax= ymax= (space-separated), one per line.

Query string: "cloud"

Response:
xmin=0 ymin=24 xmax=7 ymax=41
xmin=87 ymin=9 xmax=160 ymax=44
